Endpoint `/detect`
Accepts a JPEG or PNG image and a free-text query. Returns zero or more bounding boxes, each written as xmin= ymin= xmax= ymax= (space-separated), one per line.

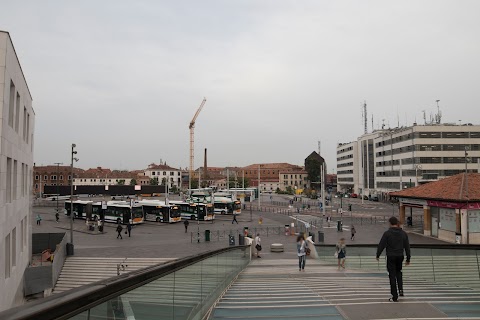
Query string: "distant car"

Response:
xmin=351 ymin=193 xmax=358 ymax=198
xmin=363 ymin=195 xmax=368 ymax=200
xmin=372 ymin=195 xmax=379 ymax=202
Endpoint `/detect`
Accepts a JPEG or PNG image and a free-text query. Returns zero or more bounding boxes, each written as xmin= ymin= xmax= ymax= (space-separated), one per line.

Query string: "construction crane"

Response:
xmin=189 ymin=98 xmax=207 ymax=190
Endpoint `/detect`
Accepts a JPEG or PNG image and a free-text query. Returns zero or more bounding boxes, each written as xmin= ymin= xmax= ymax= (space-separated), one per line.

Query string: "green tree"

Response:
xmin=150 ymin=177 xmax=159 ymax=185
xmin=170 ymin=185 xmax=178 ymax=194
xmin=129 ymin=179 xmax=137 ymax=186
xmin=286 ymin=186 xmax=294 ymax=195
xmin=190 ymin=178 xmax=199 ymax=189
xmin=161 ymin=177 xmax=167 ymax=186
xmin=117 ymin=179 xmax=125 ymax=185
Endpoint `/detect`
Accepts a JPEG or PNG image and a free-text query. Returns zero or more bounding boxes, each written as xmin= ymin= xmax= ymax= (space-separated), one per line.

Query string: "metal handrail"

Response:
xmin=0 ymin=245 xmax=249 ymax=320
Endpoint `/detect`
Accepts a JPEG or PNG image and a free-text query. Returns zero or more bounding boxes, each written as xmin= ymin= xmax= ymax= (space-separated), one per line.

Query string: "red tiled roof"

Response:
xmin=243 ymin=163 xmax=302 ymax=170
xmin=146 ymin=163 xmax=179 ymax=171
xmin=390 ymin=173 xmax=480 ymax=202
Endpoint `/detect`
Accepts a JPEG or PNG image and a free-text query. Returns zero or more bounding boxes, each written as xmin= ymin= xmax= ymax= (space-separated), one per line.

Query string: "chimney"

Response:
xmin=204 ymin=148 xmax=208 ymax=181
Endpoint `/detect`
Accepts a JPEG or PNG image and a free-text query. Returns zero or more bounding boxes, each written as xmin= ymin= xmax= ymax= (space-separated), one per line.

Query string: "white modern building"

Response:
xmin=0 ymin=31 xmax=35 ymax=311
xmin=337 ymin=124 xmax=480 ymax=197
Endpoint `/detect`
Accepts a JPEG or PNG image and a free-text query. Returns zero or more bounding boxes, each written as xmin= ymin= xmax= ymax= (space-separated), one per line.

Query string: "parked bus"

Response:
xmin=64 ymin=200 xmax=93 ymax=219
xmin=213 ymin=196 xmax=242 ymax=215
xmin=64 ymin=200 xmax=144 ymax=225
xmin=170 ymin=201 xmax=215 ymax=221
xmin=136 ymin=200 xmax=181 ymax=223
xmin=103 ymin=201 xmax=144 ymax=225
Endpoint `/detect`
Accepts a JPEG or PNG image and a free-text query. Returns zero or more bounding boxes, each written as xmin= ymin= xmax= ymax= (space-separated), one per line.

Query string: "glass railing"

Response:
xmin=0 ymin=246 xmax=250 ymax=320
xmin=315 ymin=244 xmax=480 ymax=289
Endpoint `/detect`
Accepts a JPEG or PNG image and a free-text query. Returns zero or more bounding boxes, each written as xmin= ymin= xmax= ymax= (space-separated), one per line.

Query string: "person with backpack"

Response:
xmin=184 ymin=219 xmax=189 ymax=233
xmin=55 ymin=211 xmax=60 ymax=223
xmin=116 ymin=223 xmax=123 ymax=239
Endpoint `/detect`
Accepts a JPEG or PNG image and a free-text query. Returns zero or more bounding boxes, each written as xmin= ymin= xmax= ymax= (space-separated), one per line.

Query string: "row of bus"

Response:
xmin=64 ymin=196 xmax=242 ymax=226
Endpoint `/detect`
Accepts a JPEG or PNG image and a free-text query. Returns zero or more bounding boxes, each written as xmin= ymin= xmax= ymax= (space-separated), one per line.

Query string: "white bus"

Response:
xmin=65 ymin=200 xmax=144 ymax=225
xmin=169 ymin=201 xmax=215 ymax=221
xmin=213 ymin=196 xmax=242 ymax=215
xmin=136 ymin=200 xmax=182 ymax=223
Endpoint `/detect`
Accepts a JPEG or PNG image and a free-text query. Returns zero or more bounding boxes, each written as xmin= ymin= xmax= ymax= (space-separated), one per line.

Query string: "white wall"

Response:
xmin=0 ymin=32 xmax=34 ymax=311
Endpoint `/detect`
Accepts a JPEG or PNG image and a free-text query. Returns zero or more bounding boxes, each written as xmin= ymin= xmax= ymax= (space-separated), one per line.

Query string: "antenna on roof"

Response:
xmin=362 ymin=101 xmax=367 ymax=134
xmin=435 ymin=100 xmax=442 ymax=124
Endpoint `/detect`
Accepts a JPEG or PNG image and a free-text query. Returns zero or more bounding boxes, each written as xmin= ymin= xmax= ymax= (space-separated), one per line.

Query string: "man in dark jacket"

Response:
xmin=376 ymin=216 xmax=411 ymax=302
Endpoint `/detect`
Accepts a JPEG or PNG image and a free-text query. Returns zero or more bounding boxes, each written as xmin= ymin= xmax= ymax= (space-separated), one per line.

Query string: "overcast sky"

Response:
xmin=1 ymin=1 xmax=479 ymax=172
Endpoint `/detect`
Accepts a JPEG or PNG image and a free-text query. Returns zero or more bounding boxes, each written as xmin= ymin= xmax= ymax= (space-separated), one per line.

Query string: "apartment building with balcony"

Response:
xmin=0 ymin=31 xmax=35 ymax=311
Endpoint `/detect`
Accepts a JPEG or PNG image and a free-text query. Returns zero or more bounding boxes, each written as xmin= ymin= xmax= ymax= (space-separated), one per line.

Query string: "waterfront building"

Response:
xmin=0 ymin=31 xmax=35 ymax=311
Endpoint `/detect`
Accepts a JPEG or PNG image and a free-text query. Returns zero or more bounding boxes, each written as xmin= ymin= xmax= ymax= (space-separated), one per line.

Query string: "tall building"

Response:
xmin=337 ymin=124 xmax=480 ymax=197
xmin=0 ymin=31 xmax=35 ymax=311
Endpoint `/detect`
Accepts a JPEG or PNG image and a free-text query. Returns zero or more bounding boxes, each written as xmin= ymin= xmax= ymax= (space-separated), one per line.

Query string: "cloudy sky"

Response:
xmin=1 ymin=1 xmax=479 ymax=171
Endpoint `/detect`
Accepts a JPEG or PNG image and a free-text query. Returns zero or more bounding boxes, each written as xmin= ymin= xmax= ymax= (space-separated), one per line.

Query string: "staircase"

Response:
xmin=53 ymin=257 xmax=174 ymax=294
xmin=210 ymin=258 xmax=480 ymax=319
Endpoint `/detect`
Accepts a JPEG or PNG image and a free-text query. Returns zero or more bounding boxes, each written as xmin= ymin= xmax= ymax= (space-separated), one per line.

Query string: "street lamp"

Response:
xmin=68 ymin=144 xmax=78 ymax=255
xmin=54 ymin=162 xmax=63 ymax=218
xmin=414 ymin=164 xmax=422 ymax=187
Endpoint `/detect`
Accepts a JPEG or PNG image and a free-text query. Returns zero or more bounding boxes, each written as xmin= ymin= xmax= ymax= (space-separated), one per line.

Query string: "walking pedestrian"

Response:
xmin=55 ymin=211 xmax=60 ymax=223
xmin=127 ymin=222 xmax=132 ymax=237
xmin=36 ymin=214 xmax=42 ymax=225
xmin=232 ymin=211 xmax=238 ymax=224
xmin=297 ymin=234 xmax=307 ymax=271
xmin=254 ymin=233 xmax=262 ymax=258
xmin=376 ymin=216 xmax=411 ymax=302
xmin=335 ymin=238 xmax=346 ymax=270
xmin=351 ymin=226 xmax=356 ymax=240
xmin=184 ymin=219 xmax=189 ymax=233
xmin=116 ymin=224 xmax=123 ymax=239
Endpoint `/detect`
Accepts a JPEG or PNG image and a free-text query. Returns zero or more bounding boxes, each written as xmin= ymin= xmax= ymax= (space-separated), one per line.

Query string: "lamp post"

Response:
xmin=414 ymin=164 xmax=422 ymax=187
xmin=54 ymin=162 xmax=63 ymax=218
xmin=68 ymin=144 xmax=78 ymax=255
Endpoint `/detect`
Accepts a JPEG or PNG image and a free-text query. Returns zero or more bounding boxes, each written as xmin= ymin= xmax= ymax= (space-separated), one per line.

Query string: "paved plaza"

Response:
xmin=32 ymin=196 xmax=446 ymax=260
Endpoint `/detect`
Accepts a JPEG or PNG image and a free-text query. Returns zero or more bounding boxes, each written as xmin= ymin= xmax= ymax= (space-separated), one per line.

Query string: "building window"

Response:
xmin=35 ymin=183 xmax=38 ymax=189
xmin=59 ymin=175 xmax=63 ymax=180
xmin=163 ymin=172 xmax=166 ymax=175
xmin=12 ymin=228 xmax=16 ymax=268
xmin=8 ymin=80 xmax=15 ymax=128
xmin=15 ymin=92 xmax=20 ymax=132
xmin=152 ymin=172 xmax=156 ymax=175
xmin=35 ymin=175 xmax=39 ymax=180
xmin=170 ymin=172 xmax=174 ymax=175
xmin=44 ymin=175 xmax=48 ymax=180
xmin=26 ymin=113 xmax=30 ymax=144
xmin=68 ymin=175 xmax=71 ymax=180
xmin=51 ymin=175 xmax=57 ymax=180
xmin=5 ymin=234 xmax=11 ymax=278
xmin=7 ymin=158 xmax=12 ymax=203
xmin=23 ymin=107 xmax=27 ymax=141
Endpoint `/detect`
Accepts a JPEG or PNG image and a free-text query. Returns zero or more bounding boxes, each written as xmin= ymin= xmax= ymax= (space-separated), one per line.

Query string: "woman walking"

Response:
xmin=297 ymin=234 xmax=307 ymax=271
xmin=351 ymin=226 xmax=356 ymax=240
xmin=254 ymin=233 xmax=262 ymax=258
xmin=336 ymin=238 xmax=347 ymax=270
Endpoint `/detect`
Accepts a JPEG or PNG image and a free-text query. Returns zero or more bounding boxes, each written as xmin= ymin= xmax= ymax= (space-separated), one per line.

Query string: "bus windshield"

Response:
xmin=132 ymin=207 xmax=143 ymax=219
xmin=170 ymin=206 xmax=181 ymax=218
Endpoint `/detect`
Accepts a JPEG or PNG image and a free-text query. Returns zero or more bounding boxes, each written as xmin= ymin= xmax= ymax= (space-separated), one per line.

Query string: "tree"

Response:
xmin=286 ymin=186 xmax=294 ymax=195
xmin=190 ymin=178 xmax=199 ymax=189
xmin=170 ymin=185 xmax=178 ymax=194
xmin=129 ymin=179 xmax=137 ymax=186
xmin=150 ymin=177 xmax=159 ymax=185
xmin=161 ymin=177 xmax=167 ymax=186
xmin=117 ymin=179 xmax=125 ymax=185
